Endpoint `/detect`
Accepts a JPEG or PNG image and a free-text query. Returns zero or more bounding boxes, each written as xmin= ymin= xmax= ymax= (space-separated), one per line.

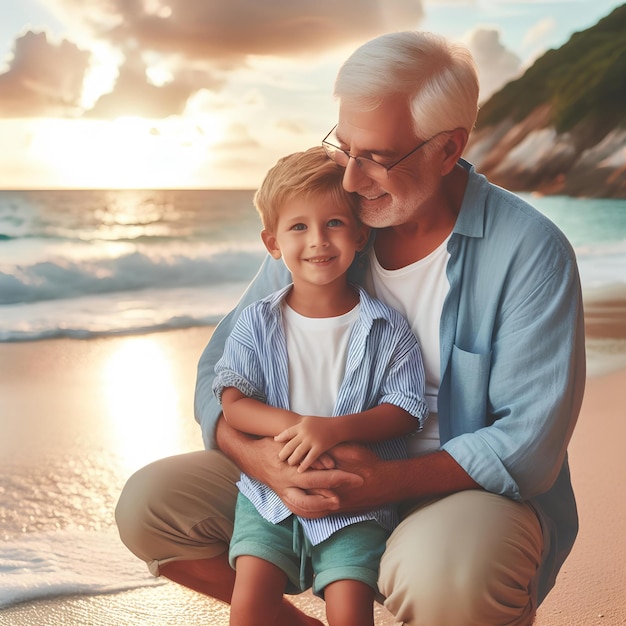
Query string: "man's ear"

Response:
xmin=261 ymin=229 xmax=282 ymax=259
xmin=440 ymin=127 xmax=468 ymax=176
xmin=355 ymin=224 xmax=370 ymax=252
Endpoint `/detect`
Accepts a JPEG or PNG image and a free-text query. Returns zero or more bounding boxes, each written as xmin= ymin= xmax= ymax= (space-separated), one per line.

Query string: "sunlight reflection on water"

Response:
xmin=0 ymin=330 xmax=207 ymax=541
xmin=103 ymin=337 xmax=185 ymax=473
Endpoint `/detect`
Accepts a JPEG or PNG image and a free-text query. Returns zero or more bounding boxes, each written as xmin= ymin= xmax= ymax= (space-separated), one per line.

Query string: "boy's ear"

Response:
xmin=355 ymin=224 xmax=370 ymax=252
xmin=261 ymin=229 xmax=282 ymax=259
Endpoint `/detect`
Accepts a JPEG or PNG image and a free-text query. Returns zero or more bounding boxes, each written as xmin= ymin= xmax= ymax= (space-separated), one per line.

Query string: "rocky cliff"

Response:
xmin=465 ymin=4 xmax=626 ymax=198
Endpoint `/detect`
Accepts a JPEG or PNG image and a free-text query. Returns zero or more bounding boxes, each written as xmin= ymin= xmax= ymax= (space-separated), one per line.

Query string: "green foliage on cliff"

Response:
xmin=476 ymin=4 xmax=626 ymax=133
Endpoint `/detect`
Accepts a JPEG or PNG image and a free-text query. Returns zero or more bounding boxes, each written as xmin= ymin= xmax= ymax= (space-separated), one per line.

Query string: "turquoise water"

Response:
xmin=519 ymin=193 xmax=626 ymax=290
xmin=521 ymin=194 xmax=626 ymax=248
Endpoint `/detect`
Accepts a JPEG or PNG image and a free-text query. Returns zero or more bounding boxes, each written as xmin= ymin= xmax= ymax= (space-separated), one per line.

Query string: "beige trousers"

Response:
xmin=116 ymin=450 xmax=543 ymax=626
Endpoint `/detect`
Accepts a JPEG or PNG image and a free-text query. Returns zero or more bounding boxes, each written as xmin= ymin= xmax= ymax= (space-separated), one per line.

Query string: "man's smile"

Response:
xmin=359 ymin=191 xmax=386 ymax=201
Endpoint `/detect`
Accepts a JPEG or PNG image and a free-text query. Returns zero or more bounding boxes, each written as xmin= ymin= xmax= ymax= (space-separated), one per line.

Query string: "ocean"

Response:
xmin=1 ymin=188 xmax=626 ymax=616
xmin=0 ymin=189 xmax=266 ymax=343
xmin=1 ymin=189 xmax=625 ymax=342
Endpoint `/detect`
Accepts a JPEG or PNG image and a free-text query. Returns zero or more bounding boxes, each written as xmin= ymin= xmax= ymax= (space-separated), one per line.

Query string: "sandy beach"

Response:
xmin=1 ymin=299 xmax=626 ymax=624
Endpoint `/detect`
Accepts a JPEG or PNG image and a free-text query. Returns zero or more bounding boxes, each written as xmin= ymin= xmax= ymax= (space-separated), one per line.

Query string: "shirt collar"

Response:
xmin=264 ymin=282 xmax=392 ymax=329
xmin=452 ymin=159 xmax=487 ymax=239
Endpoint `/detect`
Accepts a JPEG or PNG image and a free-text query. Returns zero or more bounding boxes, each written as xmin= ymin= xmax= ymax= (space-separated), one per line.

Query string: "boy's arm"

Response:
xmin=275 ymin=403 xmax=417 ymax=472
xmin=221 ymin=387 xmax=300 ymax=437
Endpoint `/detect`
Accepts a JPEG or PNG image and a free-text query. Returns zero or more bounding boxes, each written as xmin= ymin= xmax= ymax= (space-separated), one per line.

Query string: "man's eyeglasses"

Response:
xmin=322 ymin=125 xmax=437 ymax=179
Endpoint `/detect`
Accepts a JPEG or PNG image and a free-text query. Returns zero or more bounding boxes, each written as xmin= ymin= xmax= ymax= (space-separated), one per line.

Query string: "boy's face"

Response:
xmin=262 ymin=193 xmax=368 ymax=288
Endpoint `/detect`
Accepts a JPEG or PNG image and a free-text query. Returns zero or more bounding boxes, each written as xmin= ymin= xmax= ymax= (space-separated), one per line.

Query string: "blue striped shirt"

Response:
xmin=213 ymin=284 xmax=428 ymax=545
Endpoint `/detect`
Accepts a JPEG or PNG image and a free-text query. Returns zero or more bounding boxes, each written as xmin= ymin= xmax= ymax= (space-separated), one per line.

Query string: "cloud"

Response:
xmin=1 ymin=1 xmax=424 ymax=120
xmin=464 ymin=27 xmax=521 ymax=102
xmin=50 ymin=0 xmax=425 ymax=61
xmin=86 ymin=51 xmax=224 ymax=119
xmin=107 ymin=4 xmax=341 ymax=60
xmin=520 ymin=17 xmax=557 ymax=67
xmin=275 ymin=119 xmax=309 ymax=135
xmin=523 ymin=17 xmax=557 ymax=48
xmin=213 ymin=122 xmax=260 ymax=150
xmin=0 ymin=31 xmax=90 ymax=117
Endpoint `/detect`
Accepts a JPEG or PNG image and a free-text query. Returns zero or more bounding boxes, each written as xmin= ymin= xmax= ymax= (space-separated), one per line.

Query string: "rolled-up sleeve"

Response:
xmin=442 ymin=224 xmax=586 ymax=501
xmin=212 ymin=313 xmax=268 ymax=407
xmin=377 ymin=323 xmax=429 ymax=428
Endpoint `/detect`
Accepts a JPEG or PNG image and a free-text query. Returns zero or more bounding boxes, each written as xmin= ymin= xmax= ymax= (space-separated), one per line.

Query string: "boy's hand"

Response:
xmin=275 ymin=416 xmax=342 ymax=472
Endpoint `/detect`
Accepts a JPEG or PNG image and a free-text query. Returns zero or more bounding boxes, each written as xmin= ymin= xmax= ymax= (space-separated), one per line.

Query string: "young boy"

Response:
xmin=213 ymin=146 xmax=428 ymax=626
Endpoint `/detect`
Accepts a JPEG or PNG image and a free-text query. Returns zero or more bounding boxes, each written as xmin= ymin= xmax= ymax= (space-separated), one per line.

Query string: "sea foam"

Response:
xmin=0 ymin=528 xmax=164 ymax=608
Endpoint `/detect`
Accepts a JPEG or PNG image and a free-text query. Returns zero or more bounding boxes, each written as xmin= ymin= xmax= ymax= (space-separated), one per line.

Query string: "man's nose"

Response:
xmin=341 ymin=157 xmax=368 ymax=192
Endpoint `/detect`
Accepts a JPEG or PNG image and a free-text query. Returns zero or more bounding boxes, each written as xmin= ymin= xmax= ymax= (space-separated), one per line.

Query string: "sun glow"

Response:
xmin=27 ymin=113 xmax=226 ymax=189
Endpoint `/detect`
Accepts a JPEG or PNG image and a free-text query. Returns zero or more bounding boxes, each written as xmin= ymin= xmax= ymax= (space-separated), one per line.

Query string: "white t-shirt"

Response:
xmin=368 ymin=237 xmax=451 ymax=455
xmin=282 ymin=302 xmax=359 ymax=416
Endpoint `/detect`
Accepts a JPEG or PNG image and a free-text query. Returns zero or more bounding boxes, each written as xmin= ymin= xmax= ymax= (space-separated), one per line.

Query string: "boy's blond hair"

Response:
xmin=254 ymin=146 xmax=357 ymax=233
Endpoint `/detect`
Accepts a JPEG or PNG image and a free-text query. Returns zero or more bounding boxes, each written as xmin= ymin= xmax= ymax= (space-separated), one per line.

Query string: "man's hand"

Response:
xmin=216 ymin=417 xmax=365 ymax=518
xmin=280 ymin=442 xmax=387 ymax=516
xmin=253 ymin=438 xmax=370 ymax=518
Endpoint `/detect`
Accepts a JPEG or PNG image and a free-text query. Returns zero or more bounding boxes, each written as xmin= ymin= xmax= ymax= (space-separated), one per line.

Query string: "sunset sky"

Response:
xmin=0 ymin=0 xmax=622 ymax=189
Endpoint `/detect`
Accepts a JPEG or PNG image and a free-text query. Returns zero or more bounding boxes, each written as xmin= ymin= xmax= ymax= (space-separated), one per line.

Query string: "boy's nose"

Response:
xmin=309 ymin=227 xmax=329 ymax=247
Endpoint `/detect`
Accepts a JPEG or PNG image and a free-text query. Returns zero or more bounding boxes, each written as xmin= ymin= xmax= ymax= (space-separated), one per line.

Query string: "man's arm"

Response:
xmin=309 ymin=444 xmax=481 ymax=515
xmin=194 ymin=255 xmax=291 ymax=449
xmin=441 ymin=220 xmax=586 ymax=501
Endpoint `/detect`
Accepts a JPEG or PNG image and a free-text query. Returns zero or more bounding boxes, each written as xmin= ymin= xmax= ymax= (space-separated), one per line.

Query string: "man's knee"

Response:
xmin=379 ymin=491 xmax=543 ymax=626
xmin=115 ymin=450 xmax=240 ymax=573
xmin=115 ymin=457 xmax=164 ymax=558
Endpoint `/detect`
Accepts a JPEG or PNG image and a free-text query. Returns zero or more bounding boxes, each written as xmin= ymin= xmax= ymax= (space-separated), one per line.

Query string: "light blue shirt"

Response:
xmin=213 ymin=285 xmax=428 ymax=545
xmin=196 ymin=161 xmax=585 ymax=601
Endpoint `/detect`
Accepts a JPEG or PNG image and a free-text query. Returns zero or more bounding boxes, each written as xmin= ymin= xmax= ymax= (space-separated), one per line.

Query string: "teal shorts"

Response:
xmin=229 ymin=493 xmax=389 ymax=597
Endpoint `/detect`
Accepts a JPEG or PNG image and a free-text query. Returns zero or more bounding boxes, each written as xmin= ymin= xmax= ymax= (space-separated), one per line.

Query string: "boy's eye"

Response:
xmin=290 ymin=223 xmax=307 ymax=231
xmin=327 ymin=218 xmax=344 ymax=227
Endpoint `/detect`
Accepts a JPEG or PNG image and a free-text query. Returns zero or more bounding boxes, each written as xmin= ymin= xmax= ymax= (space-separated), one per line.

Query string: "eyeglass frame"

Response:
xmin=321 ymin=125 xmax=441 ymax=176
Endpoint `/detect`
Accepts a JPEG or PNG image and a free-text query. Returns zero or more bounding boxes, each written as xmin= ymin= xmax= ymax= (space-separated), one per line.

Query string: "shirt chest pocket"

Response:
xmin=448 ymin=344 xmax=492 ymax=435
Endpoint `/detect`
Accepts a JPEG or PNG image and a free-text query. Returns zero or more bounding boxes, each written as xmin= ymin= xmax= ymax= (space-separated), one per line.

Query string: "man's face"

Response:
xmin=334 ymin=95 xmax=441 ymax=229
